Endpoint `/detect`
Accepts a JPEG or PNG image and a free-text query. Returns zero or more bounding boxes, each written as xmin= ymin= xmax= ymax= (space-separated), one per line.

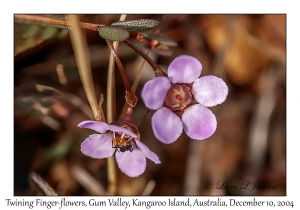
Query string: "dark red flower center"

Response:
xmin=164 ymin=84 xmax=192 ymax=111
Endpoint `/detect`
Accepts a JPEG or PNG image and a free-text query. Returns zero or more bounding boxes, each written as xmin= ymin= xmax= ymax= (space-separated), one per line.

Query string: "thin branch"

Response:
xmin=30 ymin=171 xmax=58 ymax=196
xmin=14 ymin=14 xmax=104 ymax=31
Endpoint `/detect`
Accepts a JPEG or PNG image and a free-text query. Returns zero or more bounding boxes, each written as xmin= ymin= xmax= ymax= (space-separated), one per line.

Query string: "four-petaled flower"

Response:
xmin=78 ymin=120 xmax=160 ymax=177
xmin=141 ymin=55 xmax=228 ymax=144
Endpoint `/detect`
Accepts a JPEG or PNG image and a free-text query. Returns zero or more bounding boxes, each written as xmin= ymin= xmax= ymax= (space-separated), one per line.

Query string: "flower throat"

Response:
xmin=164 ymin=83 xmax=192 ymax=111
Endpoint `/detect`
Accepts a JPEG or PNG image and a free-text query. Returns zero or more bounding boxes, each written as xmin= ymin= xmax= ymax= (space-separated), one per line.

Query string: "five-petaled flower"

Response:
xmin=78 ymin=120 xmax=160 ymax=177
xmin=141 ymin=55 xmax=228 ymax=144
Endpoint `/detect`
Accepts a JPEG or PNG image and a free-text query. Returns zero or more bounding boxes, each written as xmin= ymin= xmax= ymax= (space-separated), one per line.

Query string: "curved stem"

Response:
xmin=106 ymin=40 xmax=138 ymax=107
xmin=123 ymin=40 xmax=167 ymax=77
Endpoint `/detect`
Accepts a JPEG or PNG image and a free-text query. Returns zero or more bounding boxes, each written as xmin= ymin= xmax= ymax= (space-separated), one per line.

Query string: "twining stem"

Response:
xmin=106 ymin=40 xmax=138 ymax=107
xmin=14 ymin=14 xmax=104 ymax=31
xmin=68 ymin=15 xmax=102 ymax=121
xmin=124 ymin=39 xmax=167 ymax=77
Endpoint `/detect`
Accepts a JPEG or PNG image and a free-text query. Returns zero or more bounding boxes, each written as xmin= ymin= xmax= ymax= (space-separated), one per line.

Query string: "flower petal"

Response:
xmin=106 ymin=124 xmax=137 ymax=139
xmin=80 ymin=134 xmax=115 ymax=158
xmin=151 ymin=107 xmax=183 ymax=144
xmin=136 ymin=140 xmax=161 ymax=164
xmin=115 ymin=148 xmax=146 ymax=177
xmin=168 ymin=55 xmax=202 ymax=84
xmin=193 ymin=76 xmax=228 ymax=107
xmin=78 ymin=120 xmax=108 ymax=133
xmin=182 ymin=104 xmax=217 ymax=140
xmin=141 ymin=77 xmax=171 ymax=110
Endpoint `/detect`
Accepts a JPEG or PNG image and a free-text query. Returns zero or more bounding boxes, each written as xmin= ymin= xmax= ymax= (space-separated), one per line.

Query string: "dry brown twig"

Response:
xmin=30 ymin=171 xmax=58 ymax=196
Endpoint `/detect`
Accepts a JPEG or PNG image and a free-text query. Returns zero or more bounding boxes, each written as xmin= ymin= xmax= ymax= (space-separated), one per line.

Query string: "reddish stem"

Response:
xmin=106 ymin=40 xmax=138 ymax=107
xmin=123 ymin=40 xmax=167 ymax=77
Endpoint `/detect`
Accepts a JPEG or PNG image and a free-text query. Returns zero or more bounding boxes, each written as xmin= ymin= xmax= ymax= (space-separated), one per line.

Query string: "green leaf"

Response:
xmin=99 ymin=26 xmax=129 ymax=41
xmin=111 ymin=19 xmax=159 ymax=32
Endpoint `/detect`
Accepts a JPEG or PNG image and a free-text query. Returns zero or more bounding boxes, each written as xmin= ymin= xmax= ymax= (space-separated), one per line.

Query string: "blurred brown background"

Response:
xmin=14 ymin=14 xmax=286 ymax=196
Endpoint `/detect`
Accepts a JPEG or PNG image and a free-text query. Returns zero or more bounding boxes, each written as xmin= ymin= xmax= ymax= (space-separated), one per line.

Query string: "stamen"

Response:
xmin=179 ymin=85 xmax=184 ymax=93
xmin=164 ymin=83 xmax=192 ymax=111
xmin=171 ymin=103 xmax=179 ymax=108
xmin=173 ymin=88 xmax=179 ymax=94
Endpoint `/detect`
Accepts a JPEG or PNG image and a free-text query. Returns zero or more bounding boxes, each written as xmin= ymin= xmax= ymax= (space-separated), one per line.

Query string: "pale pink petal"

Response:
xmin=80 ymin=134 xmax=115 ymax=158
xmin=136 ymin=140 xmax=160 ymax=164
xmin=141 ymin=77 xmax=171 ymax=110
xmin=106 ymin=124 xmax=137 ymax=138
xmin=115 ymin=148 xmax=146 ymax=177
xmin=78 ymin=120 xmax=108 ymax=133
xmin=168 ymin=55 xmax=202 ymax=84
xmin=182 ymin=104 xmax=217 ymax=140
xmin=151 ymin=107 xmax=183 ymax=144
xmin=193 ymin=76 xmax=228 ymax=107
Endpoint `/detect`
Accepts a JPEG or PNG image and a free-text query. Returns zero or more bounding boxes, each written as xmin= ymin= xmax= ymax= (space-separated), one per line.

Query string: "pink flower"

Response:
xmin=78 ymin=120 xmax=160 ymax=177
xmin=141 ymin=55 xmax=228 ymax=144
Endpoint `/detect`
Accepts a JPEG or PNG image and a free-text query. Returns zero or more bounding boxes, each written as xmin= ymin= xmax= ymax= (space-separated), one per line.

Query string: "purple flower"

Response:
xmin=78 ymin=120 xmax=160 ymax=177
xmin=141 ymin=55 xmax=228 ymax=144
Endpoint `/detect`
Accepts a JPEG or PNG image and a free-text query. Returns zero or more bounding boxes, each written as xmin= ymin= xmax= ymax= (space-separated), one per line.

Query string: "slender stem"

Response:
xmin=106 ymin=40 xmax=138 ymax=107
xmin=68 ymin=15 xmax=101 ymax=121
xmin=106 ymin=51 xmax=117 ymax=123
xmin=106 ymin=40 xmax=132 ymax=93
xmin=124 ymin=40 xmax=167 ymax=77
xmin=14 ymin=14 xmax=104 ymax=31
xmin=132 ymin=51 xmax=150 ymax=93
xmin=30 ymin=172 xmax=58 ymax=196
xmin=136 ymin=109 xmax=150 ymax=127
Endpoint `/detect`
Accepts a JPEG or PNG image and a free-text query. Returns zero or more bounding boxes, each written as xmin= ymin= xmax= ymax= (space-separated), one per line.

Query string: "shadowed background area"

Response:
xmin=14 ymin=14 xmax=286 ymax=196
